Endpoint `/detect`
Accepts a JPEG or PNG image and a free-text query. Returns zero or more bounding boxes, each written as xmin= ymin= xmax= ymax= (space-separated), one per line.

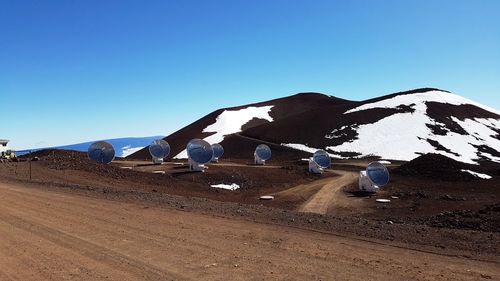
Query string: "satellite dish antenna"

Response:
xmin=88 ymin=141 xmax=115 ymax=164
xmin=309 ymin=150 xmax=331 ymax=174
xmin=254 ymin=144 xmax=271 ymax=165
xmin=187 ymin=139 xmax=213 ymax=172
xmin=149 ymin=139 xmax=170 ymax=164
xmin=211 ymin=143 xmax=224 ymax=162
xmin=359 ymin=161 xmax=390 ymax=192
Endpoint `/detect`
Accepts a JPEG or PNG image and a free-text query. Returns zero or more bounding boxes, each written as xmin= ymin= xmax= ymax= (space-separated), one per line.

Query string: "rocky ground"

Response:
xmin=2 ymin=180 xmax=498 ymax=280
xmin=3 ymin=149 xmax=499 ymax=261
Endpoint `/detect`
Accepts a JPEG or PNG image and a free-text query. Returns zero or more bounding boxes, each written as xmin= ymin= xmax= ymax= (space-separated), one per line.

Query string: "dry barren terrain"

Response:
xmin=0 ymin=180 xmax=498 ymax=281
xmin=0 ymin=150 xmax=499 ymax=280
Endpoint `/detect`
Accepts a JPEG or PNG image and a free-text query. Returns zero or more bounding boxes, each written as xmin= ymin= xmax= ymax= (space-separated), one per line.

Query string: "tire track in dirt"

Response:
xmin=0 ymin=186 xmax=297 ymax=272
xmin=0 ymin=181 xmax=498 ymax=281
xmin=0 ymin=211 xmax=184 ymax=281
xmin=299 ymin=171 xmax=357 ymax=214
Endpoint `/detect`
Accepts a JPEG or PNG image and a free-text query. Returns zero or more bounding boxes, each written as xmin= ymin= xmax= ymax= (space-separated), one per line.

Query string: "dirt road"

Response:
xmin=298 ymin=171 xmax=358 ymax=214
xmin=0 ymin=181 xmax=497 ymax=281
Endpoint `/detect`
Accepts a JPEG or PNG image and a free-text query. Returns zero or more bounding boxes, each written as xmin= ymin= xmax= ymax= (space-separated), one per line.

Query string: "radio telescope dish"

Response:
xmin=312 ymin=150 xmax=331 ymax=168
xmin=309 ymin=149 xmax=330 ymax=174
xmin=88 ymin=141 xmax=115 ymax=164
xmin=149 ymin=139 xmax=170 ymax=159
xmin=359 ymin=161 xmax=390 ymax=192
xmin=255 ymin=144 xmax=271 ymax=161
xmin=254 ymin=144 xmax=271 ymax=165
xmin=187 ymin=139 xmax=213 ymax=164
xmin=366 ymin=162 xmax=390 ymax=187
xmin=211 ymin=143 xmax=224 ymax=162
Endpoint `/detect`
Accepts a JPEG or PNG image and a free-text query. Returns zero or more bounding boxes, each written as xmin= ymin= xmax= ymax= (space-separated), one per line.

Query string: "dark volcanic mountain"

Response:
xmin=128 ymin=88 xmax=500 ymax=164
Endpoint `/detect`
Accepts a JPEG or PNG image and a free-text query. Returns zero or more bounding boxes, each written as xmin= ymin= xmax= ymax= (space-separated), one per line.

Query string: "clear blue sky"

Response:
xmin=1 ymin=0 xmax=499 ymax=149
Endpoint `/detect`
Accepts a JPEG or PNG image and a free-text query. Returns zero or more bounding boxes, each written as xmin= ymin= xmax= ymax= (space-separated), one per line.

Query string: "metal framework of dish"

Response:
xmin=308 ymin=149 xmax=331 ymax=174
xmin=358 ymin=161 xmax=390 ymax=192
xmin=149 ymin=139 xmax=170 ymax=164
xmin=87 ymin=141 xmax=115 ymax=164
xmin=211 ymin=143 xmax=224 ymax=162
xmin=254 ymin=144 xmax=271 ymax=165
xmin=187 ymin=139 xmax=213 ymax=172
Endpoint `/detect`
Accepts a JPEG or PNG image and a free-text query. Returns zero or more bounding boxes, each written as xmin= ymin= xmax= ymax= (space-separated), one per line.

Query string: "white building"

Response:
xmin=0 ymin=139 xmax=15 ymax=159
xmin=0 ymin=139 xmax=9 ymax=153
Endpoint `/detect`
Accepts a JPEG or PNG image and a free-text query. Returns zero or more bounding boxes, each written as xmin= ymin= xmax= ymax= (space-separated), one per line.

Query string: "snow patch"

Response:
xmin=203 ymin=106 xmax=274 ymax=144
xmin=282 ymin=143 xmax=318 ymax=154
xmin=174 ymin=150 xmax=188 ymax=159
xmin=461 ymin=169 xmax=492 ymax=179
xmin=325 ymin=91 xmax=500 ymax=164
xmin=210 ymin=183 xmax=241 ymax=191
xmin=325 ymin=125 xmax=355 ymax=139
xmin=430 ymin=117 xmax=500 ymax=163
xmin=326 ymin=111 xmax=440 ymax=162
xmin=120 ymin=145 xmax=145 ymax=157
xmin=345 ymin=90 xmax=500 ymax=115
xmin=174 ymin=105 xmax=274 ymax=159
xmin=281 ymin=143 xmax=342 ymax=158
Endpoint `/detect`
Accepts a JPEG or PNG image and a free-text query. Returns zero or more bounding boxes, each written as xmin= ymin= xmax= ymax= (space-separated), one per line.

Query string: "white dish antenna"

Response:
xmin=254 ymin=144 xmax=271 ymax=165
xmin=88 ymin=141 xmax=115 ymax=164
xmin=149 ymin=139 xmax=170 ymax=164
xmin=211 ymin=143 xmax=224 ymax=162
xmin=359 ymin=161 xmax=390 ymax=193
xmin=308 ymin=150 xmax=331 ymax=174
xmin=187 ymin=139 xmax=213 ymax=172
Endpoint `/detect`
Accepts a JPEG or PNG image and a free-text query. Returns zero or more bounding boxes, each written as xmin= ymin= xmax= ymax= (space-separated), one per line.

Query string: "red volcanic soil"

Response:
xmin=17 ymin=149 xmax=321 ymax=205
xmin=219 ymin=134 xmax=311 ymax=161
xmin=394 ymin=153 xmax=499 ymax=181
xmin=352 ymin=173 xmax=500 ymax=232
xmin=128 ymin=92 xmax=348 ymax=160
xmin=2 ymin=149 xmax=499 ymax=261
xmin=127 ymin=88 xmax=500 ymax=163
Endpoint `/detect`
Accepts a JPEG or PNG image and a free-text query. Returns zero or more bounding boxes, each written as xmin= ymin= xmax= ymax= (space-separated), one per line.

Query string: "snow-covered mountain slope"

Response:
xmin=174 ymin=105 xmax=274 ymax=158
xmin=345 ymin=90 xmax=500 ymax=115
xmin=322 ymin=90 xmax=500 ymax=164
xmin=17 ymin=136 xmax=163 ymax=158
xmin=128 ymin=89 xmax=500 ymax=164
xmin=128 ymin=93 xmax=338 ymax=160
